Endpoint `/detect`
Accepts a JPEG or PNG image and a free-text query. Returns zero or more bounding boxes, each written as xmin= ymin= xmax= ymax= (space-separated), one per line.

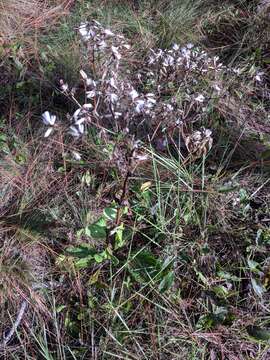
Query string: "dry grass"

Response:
xmin=0 ymin=0 xmax=74 ymax=40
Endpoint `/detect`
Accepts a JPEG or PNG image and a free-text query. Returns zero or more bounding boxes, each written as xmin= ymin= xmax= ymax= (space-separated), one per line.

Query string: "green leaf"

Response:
xmin=94 ymin=253 xmax=105 ymax=263
xmin=213 ymin=307 xmax=229 ymax=324
xmin=239 ymin=188 xmax=249 ymax=203
xmin=114 ymin=223 xmax=125 ymax=250
xmin=128 ymin=250 xmax=161 ymax=284
xmin=128 ymin=251 xmax=174 ymax=289
xmin=56 ymin=305 xmax=66 ymax=313
xmin=212 ymin=285 xmax=229 ymax=299
xmin=195 ymin=268 xmax=209 ymax=285
xmin=161 ymin=256 xmax=174 ymax=272
xmin=196 ymin=307 xmax=230 ymax=330
xmin=104 ymin=247 xmax=119 ymax=265
xmin=66 ymin=244 xmax=96 ymax=258
xmin=248 ymin=259 xmax=261 ymax=273
xmin=15 ymin=153 xmax=27 ymax=164
xmin=0 ymin=133 xmax=7 ymax=142
xmin=76 ymin=228 xmax=85 ymax=238
xmin=96 ymin=217 xmax=107 ymax=227
xmin=103 ymin=207 xmax=117 ymax=221
xmin=88 ymin=269 xmax=101 ymax=285
xmin=196 ymin=314 xmax=215 ymax=330
xmin=77 ymin=310 xmax=87 ymax=321
xmin=65 ymin=244 xmax=107 ymax=269
xmin=251 ymin=278 xmax=265 ymax=297
xmin=218 ymin=184 xmax=238 ymax=193
xmin=158 ymin=271 xmax=174 ymax=293
xmin=87 ymin=223 xmax=107 ymax=239
xmin=74 ymin=257 xmax=93 ymax=269
xmin=247 ymin=326 xmax=270 ymax=341
xmin=217 ymin=271 xmax=240 ymax=282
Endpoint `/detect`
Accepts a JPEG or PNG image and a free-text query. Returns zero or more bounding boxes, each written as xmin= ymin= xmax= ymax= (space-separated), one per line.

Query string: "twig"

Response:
xmin=0 ymin=300 xmax=27 ymax=348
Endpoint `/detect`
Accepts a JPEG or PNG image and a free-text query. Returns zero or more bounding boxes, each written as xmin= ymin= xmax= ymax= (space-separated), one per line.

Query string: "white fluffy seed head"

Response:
xmin=80 ymin=70 xmax=88 ymax=80
xmin=42 ymin=111 xmax=56 ymax=126
xmin=44 ymin=127 xmax=54 ymax=138
xmin=72 ymin=151 xmax=82 ymax=161
xmin=69 ymin=126 xmax=80 ymax=138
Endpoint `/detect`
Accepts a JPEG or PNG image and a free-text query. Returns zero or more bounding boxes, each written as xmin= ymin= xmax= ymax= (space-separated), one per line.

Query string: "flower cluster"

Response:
xmin=149 ymin=43 xmax=223 ymax=72
xmin=184 ymin=128 xmax=213 ymax=157
xmin=78 ymin=20 xmax=130 ymax=69
xmin=68 ymin=103 xmax=92 ymax=138
xmin=76 ymin=23 xmax=186 ymax=136
xmin=41 ymin=103 xmax=93 ymax=139
xmin=42 ymin=111 xmax=56 ymax=138
xmin=40 ymin=20 xmax=266 ymax=160
xmin=147 ymin=43 xmax=225 ymax=101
